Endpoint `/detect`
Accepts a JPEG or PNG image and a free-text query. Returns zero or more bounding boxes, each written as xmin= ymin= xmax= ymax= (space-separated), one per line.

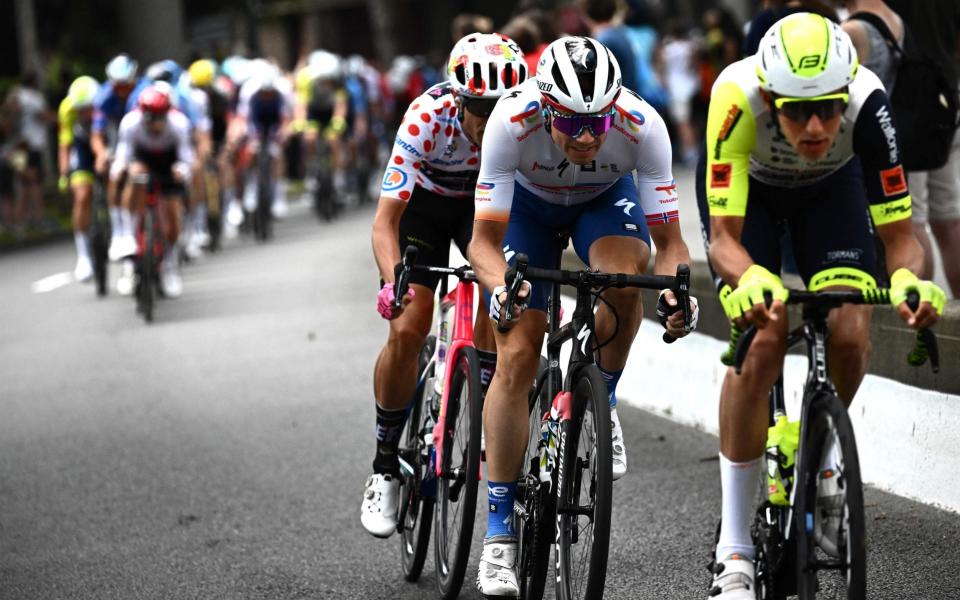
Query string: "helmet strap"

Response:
xmin=541 ymin=107 xmax=552 ymax=135
xmin=454 ymin=94 xmax=465 ymax=124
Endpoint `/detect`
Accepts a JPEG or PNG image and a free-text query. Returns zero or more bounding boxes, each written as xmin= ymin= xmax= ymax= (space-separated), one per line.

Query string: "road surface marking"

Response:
xmin=31 ymin=272 xmax=74 ymax=294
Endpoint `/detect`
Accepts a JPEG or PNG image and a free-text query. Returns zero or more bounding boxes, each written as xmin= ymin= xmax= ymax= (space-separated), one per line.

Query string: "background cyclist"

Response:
xmin=696 ymin=13 xmax=945 ymax=599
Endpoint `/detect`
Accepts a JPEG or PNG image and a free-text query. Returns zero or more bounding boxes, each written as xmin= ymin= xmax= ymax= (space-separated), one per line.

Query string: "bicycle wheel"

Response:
xmin=555 ymin=364 xmax=612 ymax=600
xmin=753 ymin=485 xmax=797 ymax=599
xmin=139 ymin=210 xmax=155 ymax=323
xmin=518 ymin=355 xmax=556 ymax=600
xmin=398 ymin=335 xmax=438 ymax=582
xmin=90 ymin=199 xmax=110 ymax=297
xmin=205 ymin=167 xmax=222 ymax=252
xmin=255 ymin=153 xmax=272 ymax=241
xmin=316 ymin=166 xmax=335 ymax=222
xmin=434 ymin=345 xmax=482 ymax=600
xmin=795 ymin=392 xmax=866 ymax=600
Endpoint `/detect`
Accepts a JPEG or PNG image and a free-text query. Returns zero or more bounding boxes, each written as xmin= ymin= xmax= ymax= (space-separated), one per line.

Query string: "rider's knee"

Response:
xmin=493 ymin=341 xmax=540 ymax=390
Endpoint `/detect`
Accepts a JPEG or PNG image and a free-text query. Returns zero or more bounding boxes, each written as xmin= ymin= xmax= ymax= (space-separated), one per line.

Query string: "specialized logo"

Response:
xmin=510 ymin=101 xmax=540 ymax=126
xmin=880 ymin=165 xmax=907 ymax=197
xmin=557 ymin=158 xmax=570 ymax=177
xmin=537 ymin=80 xmax=553 ymax=92
xmin=381 ymin=167 xmax=407 ymax=191
xmin=577 ymin=324 xmax=591 ymax=356
xmin=614 ymin=197 xmax=636 ymax=216
xmin=711 ymin=163 xmax=732 ymax=189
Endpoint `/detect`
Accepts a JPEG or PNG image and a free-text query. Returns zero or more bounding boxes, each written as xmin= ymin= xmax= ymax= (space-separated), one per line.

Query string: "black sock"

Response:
xmin=477 ymin=350 xmax=497 ymax=400
xmin=372 ymin=403 xmax=408 ymax=476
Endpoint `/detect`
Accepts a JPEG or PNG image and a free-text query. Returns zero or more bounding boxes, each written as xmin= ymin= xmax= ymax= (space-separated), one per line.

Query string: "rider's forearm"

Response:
xmin=90 ymin=133 xmax=107 ymax=157
xmin=57 ymin=145 xmax=69 ymax=177
xmin=371 ymin=199 xmax=403 ymax=283
xmin=878 ymin=220 xmax=924 ymax=277
xmin=651 ymin=231 xmax=692 ymax=277
xmin=468 ymin=236 xmax=508 ymax=296
xmin=708 ymin=233 xmax=755 ymax=286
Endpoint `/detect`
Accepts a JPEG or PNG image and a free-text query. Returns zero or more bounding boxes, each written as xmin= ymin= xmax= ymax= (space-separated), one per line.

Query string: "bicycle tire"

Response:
xmin=518 ymin=355 xmax=556 ymax=600
xmin=91 ymin=182 xmax=110 ymax=297
xmin=205 ymin=167 xmax=222 ymax=252
xmin=434 ymin=345 xmax=482 ymax=600
xmin=256 ymin=151 xmax=272 ymax=241
xmin=795 ymin=392 xmax=866 ymax=600
xmin=398 ymin=336 xmax=437 ymax=582
xmin=555 ymin=364 xmax=612 ymax=600
xmin=140 ymin=210 xmax=155 ymax=323
xmin=316 ymin=169 xmax=335 ymax=222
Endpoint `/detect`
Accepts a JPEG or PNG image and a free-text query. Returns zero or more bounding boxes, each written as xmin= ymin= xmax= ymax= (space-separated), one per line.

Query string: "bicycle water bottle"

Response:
xmin=766 ymin=415 xmax=800 ymax=506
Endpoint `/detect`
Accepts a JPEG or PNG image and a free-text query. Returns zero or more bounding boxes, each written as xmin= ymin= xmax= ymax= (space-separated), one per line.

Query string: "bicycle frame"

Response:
xmin=431 ymin=272 xmax=476 ymax=478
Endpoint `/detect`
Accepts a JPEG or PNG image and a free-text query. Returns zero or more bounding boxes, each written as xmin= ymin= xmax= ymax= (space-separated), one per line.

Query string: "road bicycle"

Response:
xmin=726 ymin=289 xmax=939 ymax=600
xmin=393 ymin=246 xmax=484 ymax=599
xmin=133 ymin=175 xmax=166 ymax=324
xmin=502 ymin=250 xmax=691 ymax=600
xmin=251 ymin=128 xmax=274 ymax=242
xmin=312 ymin=135 xmax=336 ymax=222
xmin=202 ymin=158 xmax=224 ymax=252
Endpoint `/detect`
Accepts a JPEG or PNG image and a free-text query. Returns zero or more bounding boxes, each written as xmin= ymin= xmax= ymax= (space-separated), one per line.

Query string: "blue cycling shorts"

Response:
xmin=499 ymin=175 xmax=652 ymax=312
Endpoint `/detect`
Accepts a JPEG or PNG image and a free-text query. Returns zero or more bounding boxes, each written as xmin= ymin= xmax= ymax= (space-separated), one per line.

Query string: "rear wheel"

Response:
xmin=555 ymin=364 xmax=612 ymax=600
xmin=795 ymin=392 xmax=866 ymax=600
xmin=434 ymin=346 xmax=482 ymax=599
xmin=518 ymin=356 xmax=556 ymax=600
xmin=398 ymin=335 xmax=438 ymax=582
xmin=91 ymin=182 xmax=110 ymax=297
xmin=205 ymin=166 xmax=223 ymax=252
xmin=138 ymin=210 xmax=155 ymax=323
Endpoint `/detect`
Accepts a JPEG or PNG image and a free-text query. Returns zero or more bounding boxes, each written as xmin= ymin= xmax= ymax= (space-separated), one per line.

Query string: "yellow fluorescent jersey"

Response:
xmin=58 ymin=96 xmax=79 ymax=146
xmin=706 ymin=56 xmax=912 ymax=226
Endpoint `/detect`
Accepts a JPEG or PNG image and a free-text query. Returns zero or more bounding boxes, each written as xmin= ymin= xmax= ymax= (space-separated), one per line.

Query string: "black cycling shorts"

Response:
xmin=395 ymin=186 xmax=474 ymax=291
xmin=696 ymin=157 xmax=882 ymax=290
xmin=134 ymin=147 xmax=184 ymax=196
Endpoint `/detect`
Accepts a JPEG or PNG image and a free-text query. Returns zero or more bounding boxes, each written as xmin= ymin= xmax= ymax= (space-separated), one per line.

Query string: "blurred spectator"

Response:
xmin=501 ymin=14 xmax=543 ymax=75
xmin=835 ymin=1 xmax=902 ymax=92
xmin=623 ymin=0 xmax=669 ymax=112
xmin=0 ymin=95 xmax=13 ymax=233
xmin=744 ymin=1 xmax=840 ymax=55
xmin=3 ymin=73 xmax=55 ymax=233
xmin=555 ymin=5 xmax=591 ymax=37
xmin=577 ymin=0 xmax=640 ymax=93
xmin=660 ymin=22 xmax=701 ymax=165
xmin=887 ymin=0 xmax=960 ymax=297
xmin=451 ymin=14 xmax=494 ymax=42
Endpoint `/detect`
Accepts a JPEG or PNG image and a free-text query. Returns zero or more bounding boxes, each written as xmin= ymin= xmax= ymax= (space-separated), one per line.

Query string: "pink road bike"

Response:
xmin=393 ymin=246 xmax=483 ymax=600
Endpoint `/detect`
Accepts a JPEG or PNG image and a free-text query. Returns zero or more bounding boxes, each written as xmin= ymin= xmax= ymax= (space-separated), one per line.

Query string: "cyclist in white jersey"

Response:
xmin=362 ymin=33 xmax=529 ymax=539
xmin=469 ymin=36 xmax=699 ymax=597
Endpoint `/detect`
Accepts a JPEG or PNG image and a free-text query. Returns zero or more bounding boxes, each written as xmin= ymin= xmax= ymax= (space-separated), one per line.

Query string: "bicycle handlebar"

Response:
xmin=500 ymin=253 xmax=691 ymax=340
xmin=729 ymin=288 xmax=939 ymax=374
xmin=393 ymin=245 xmax=418 ymax=310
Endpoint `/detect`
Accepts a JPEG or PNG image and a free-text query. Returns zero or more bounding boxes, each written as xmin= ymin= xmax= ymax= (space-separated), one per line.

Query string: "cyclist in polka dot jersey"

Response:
xmin=362 ymin=33 xmax=530 ymax=538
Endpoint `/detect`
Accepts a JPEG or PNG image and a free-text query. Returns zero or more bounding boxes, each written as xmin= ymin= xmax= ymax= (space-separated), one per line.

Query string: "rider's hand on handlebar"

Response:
xmin=490 ymin=282 xmax=531 ymax=330
xmin=656 ymin=289 xmax=699 ymax=338
xmin=377 ymin=282 xmax=415 ymax=321
xmin=94 ymin=152 xmax=109 ymax=176
xmin=723 ymin=264 xmax=789 ymax=329
xmin=890 ymin=268 xmax=945 ymax=329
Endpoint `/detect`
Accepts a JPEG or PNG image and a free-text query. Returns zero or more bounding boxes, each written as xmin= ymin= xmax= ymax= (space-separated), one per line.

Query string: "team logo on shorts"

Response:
xmin=382 ymin=167 xmax=408 ymax=192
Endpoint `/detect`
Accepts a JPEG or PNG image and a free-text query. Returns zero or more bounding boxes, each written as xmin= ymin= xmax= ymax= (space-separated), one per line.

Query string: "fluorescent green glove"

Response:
xmin=58 ymin=175 xmax=69 ymax=194
xmin=890 ymin=268 xmax=946 ymax=316
xmin=725 ymin=264 xmax=789 ymax=320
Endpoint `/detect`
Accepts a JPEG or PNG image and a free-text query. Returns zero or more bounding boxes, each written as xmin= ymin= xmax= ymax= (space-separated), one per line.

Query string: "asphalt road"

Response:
xmin=1 ymin=201 xmax=958 ymax=599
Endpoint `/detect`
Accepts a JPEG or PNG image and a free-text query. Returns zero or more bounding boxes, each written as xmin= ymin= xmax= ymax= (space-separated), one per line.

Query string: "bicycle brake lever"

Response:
xmin=499 ymin=254 xmax=529 ymax=333
xmin=663 ymin=264 xmax=692 ymax=344
xmin=393 ymin=245 xmax=418 ymax=310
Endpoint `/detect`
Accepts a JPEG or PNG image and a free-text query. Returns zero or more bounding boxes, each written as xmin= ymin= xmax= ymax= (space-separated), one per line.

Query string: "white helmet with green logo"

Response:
xmin=68 ymin=76 xmax=101 ymax=109
xmin=755 ymin=12 xmax=858 ymax=98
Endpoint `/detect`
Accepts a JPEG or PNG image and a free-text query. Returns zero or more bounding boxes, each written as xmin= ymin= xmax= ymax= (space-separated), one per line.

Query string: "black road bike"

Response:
xmin=502 ymin=251 xmax=691 ymax=600
xmin=727 ymin=289 xmax=939 ymax=600
xmin=252 ymin=129 xmax=274 ymax=242
xmin=90 ymin=178 xmax=112 ymax=297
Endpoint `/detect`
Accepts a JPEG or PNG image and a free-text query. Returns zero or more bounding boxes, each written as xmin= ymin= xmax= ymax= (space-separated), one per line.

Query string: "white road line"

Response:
xmin=30 ymin=272 xmax=74 ymax=294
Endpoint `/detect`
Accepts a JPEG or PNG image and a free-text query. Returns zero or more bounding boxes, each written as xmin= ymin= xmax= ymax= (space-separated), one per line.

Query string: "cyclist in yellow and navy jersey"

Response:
xmin=58 ymin=76 xmax=101 ymax=282
xmin=695 ymin=14 xmax=945 ymax=599
xmin=294 ymin=50 xmax=350 ymax=200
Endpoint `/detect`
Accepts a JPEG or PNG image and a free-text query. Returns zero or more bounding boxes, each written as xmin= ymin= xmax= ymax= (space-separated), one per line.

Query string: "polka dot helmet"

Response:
xmin=447 ymin=32 xmax=528 ymax=98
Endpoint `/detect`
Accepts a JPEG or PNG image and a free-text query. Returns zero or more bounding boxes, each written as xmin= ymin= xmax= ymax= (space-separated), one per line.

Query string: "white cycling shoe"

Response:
xmin=477 ymin=539 xmax=519 ymax=598
xmin=272 ymin=195 xmax=289 ymax=219
xmin=74 ymin=255 xmax=93 ymax=283
xmin=116 ymin=260 xmax=135 ymax=296
xmin=226 ymin=200 xmax=244 ymax=227
xmin=814 ymin=468 xmax=844 ymax=558
xmin=708 ymin=555 xmax=756 ymax=600
xmin=159 ymin=261 xmax=183 ymax=299
xmin=610 ymin=408 xmax=627 ymax=480
xmin=108 ymin=234 xmax=137 ymax=262
xmin=360 ymin=473 xmax=399 ymax=538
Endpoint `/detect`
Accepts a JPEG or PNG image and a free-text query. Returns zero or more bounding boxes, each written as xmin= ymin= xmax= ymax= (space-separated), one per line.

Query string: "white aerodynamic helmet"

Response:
xmin=756 ymin=12 xmax=859 ymax=98
xmin=536 ymin=36 xmax=621 ymax=114
xmin=308 ymin=50 xmax=342 ymax=81
xmin=447 ymin=33 xmax=528 ymax=98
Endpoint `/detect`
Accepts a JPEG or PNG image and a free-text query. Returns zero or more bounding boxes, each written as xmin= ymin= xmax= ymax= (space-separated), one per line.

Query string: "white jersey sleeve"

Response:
xmin=629 ymin=101 xmax=679 ymax=227
xmin=474 ymin=104 xmax=522 ymax=222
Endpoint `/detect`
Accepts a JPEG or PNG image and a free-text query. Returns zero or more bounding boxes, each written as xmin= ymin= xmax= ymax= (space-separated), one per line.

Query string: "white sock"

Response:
xmin=273 ymin=179 xmax=286 ymax=202
xmin=120 ymin=208 xmax=134 ymax=238
xmin=716 ymin=452 xmax=763 ymax=562
xmin=333 ymin=170 xmax=347 ymax=193
xmin=109 ymin=207 xmax=121 ymax=233
xmin=74 ymin=231 xmax=89 ymax=259
xmin=165 ymin=243 xmax=179 ymax=266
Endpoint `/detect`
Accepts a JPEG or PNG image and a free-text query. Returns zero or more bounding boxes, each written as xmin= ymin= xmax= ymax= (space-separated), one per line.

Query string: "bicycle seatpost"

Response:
xmin=394 ymin=245 xmax=418 ymax=310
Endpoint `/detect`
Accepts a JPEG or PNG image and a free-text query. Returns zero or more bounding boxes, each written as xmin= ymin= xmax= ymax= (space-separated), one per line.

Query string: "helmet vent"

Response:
xmin=472 ymin=63 xmax=483 ymax=90
xmin=489 ymin=62 xmax=499 ymax=90
xmin=604 ymin=48 xmax=615 ymax=93
xmin=551 ymin=60 xmax=570 ymax=97
xmin=454 ymin=64 xmax=467 ymax=86
xmin=518 ymin=64 xmax=526 ymax=83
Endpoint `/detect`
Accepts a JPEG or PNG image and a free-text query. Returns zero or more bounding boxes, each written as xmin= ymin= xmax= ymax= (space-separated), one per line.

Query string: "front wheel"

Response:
xmin=795 ymin=392 xmax=866 ymax=600
xmin=434 ymin=346 xmax=483 ymax=599
xmin=138 ymin=210 xmax=156 ymax=323
xmin=555 ymin=364 xmax=612 ymax=600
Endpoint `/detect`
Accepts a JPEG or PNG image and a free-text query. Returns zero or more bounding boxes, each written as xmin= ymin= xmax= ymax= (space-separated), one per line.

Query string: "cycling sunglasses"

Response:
xmin=461 ymin=96 xmax=499 ymax=118
xmin=545 ymin=105 xmax=616 ymax=139
xmin=773 ymin=92 xmax=849 ymax=123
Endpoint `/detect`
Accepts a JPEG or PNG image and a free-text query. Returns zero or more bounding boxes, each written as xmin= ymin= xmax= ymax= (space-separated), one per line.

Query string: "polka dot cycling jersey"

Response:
xmin=381 ymin=83 xmax=481 ymax=202
xmin=473 ymin=78 xmax=679 ymax=227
